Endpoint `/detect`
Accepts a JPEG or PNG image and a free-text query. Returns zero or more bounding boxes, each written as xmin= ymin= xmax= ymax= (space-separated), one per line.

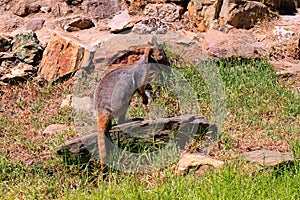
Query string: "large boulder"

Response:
xmin=38 ymin=31 xmax=95 ymax=82
xmin=202 ymin=29 xmax=266 ymax=58
xmin=219 ymin=0 xmax=268 ymax=29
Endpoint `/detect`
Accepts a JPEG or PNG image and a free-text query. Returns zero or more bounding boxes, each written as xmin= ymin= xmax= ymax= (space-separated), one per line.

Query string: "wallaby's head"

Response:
xmin=148 ymin=37 xmax=170 ymax=67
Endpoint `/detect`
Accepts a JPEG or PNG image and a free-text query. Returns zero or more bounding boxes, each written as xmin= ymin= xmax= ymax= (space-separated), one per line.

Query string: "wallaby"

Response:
xmin=94 ymin=47 xmax=165 ymax=170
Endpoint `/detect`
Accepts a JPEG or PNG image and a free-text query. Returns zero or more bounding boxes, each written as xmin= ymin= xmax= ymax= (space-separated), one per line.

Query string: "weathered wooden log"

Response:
xmin=57 ymin=114 xmax=217 ymax=163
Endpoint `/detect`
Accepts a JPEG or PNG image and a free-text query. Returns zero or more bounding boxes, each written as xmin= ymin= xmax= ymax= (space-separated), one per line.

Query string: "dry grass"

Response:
xmin=0 ymin=78 xmax=75 ymax=164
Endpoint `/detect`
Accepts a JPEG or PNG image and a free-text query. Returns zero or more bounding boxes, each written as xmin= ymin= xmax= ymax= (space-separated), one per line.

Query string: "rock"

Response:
xmin=61 ymin=95 xmax=73 ymax=108
xmin=144 ymin=3 xmax=183 ymax=23
xmin=0 ymin=36 xmax=12 ymax=52
xmin=242 ymin=150 xmax=295 ymax=166
xmin=263 ymin=0 xmax=297 ymax=14
xmin=270 ymin=60 xmax=300 ymax=75
xmin=0 ymin=52 xmax=15 ymax=59
xmin=186 ymin=0 xmax=223 ymax=26
xmin=57 ymin=114 xmax=216 ymax=163
xmin=219 ymin=0 xmax=268 ymax=29
xmin=40 ymin=6 xmax=51 ymax=14
xmin=12 ymin=0 xmax=41 ymax=17
xmin=108 ymin=10 xmax=134 ymax=33
xmin=273 ymin=26 xmax=295 ymax=41
xmin=82 ymin=0 xmax=122 ymax=19
xmin=202 ymin=29 xmax=266 ymax=59
xmin=12 ymin=31 xmax=43 ymax=65
xmin=177 ymin=153 xmax=224 ymax=175
xmin=64 ymin=17 xmax=95 ymax=32
xmin=0 ymin=61 xmax=36 ymax=82
xmin=72 ymin=96 xmax=93 ymax=112
xmin=132 ymin=18 xmax=168 ymax=34
xmin=64 ymin=0 xmax=83 ymax=5
xmin=26 ymin=19 xmax=45 ymax=31
xmin=38 ymin=31 xmax=95 ymax=82
xmin=12 ymin=0 xmax=29 ymax=17
xmin=43 ymin=124 xmax=71 ymax=135
xmin=94 ymin=31 xmax=208 ymax=73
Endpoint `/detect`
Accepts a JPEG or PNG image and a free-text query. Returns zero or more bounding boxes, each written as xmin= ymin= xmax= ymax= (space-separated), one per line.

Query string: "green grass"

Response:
xmin=1 ymin=156 xmax=299 ymax=199
xmin=0 ymin=58 xmax=299 ymax=199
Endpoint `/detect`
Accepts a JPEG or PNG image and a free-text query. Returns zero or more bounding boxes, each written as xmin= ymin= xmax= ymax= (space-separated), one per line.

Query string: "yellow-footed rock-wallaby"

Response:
xmin=94 ymin=42 xmax=169 ymax=170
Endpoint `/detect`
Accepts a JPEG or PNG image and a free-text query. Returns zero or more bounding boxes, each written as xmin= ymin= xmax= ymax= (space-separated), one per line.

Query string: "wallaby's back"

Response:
xmin=94 ymin=54 xmax=149 ymax=119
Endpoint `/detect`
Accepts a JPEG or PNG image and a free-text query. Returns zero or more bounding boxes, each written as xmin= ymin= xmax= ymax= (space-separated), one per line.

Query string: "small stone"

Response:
xmin=64 ymin=0 xmax=83 ymax=5
xmin=26 ymin=19 xmax=45 ymax=31
xmin=108 ymin=10 xmax=133 ymax=33
xmin=132 ymin=18 xmax=168 ymax=34
xmin=273 ymin=26 xmax=295 ymax=40
xmin=40 ymin=6 xmax=51 ymax=13
xmin=64 ymin=18 xmax=95 ymax=32
xmin=12 ymin=0 xmax=29 ymax=17
xmin=177 ymin=153 xmax=224 ymax=175
xmin=61 ymin=95 xmax=73 ymax=108
xmin=43 ymin=124 xmax=71 ymax=135
xmin=72 ymin=96 xmax=93 ymax=112
xmin=242 ymin=149 xmax=295 ymax=166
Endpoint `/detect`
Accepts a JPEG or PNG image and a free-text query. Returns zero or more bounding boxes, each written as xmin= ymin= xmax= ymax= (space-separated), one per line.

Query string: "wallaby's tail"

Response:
xmin=97 ymin=112 xmax=111 ymax=171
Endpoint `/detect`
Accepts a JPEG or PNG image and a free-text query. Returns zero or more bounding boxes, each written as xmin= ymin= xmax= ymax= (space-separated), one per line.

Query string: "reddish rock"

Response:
xmin=43 ymin=124 xmax=71 ymax=135
xmin=38 ymin=31 xmax=95 ymax=82
xmin=26 ymin=19 xmax=45 ymax=31
xmin=64 ymin=17 xmax=95 ymax=32
xmin=12 ymin=0 xmax=28 ymax=17
xmin=12 ymin=0 xmax=41 ymax=17
xmin=202 ymin=29 xmax=266 ymax=59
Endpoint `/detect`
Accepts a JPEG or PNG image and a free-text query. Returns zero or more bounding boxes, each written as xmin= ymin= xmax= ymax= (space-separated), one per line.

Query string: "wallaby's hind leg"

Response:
xmin=97 ymin=112 xmax=111 ymax=171
xmin=118 ymin=113 xmax=126 ymax=124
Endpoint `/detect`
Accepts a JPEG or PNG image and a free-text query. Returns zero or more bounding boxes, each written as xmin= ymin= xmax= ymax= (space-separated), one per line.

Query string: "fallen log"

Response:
xmin=57 ymin=114 xmax=217 ymax=163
